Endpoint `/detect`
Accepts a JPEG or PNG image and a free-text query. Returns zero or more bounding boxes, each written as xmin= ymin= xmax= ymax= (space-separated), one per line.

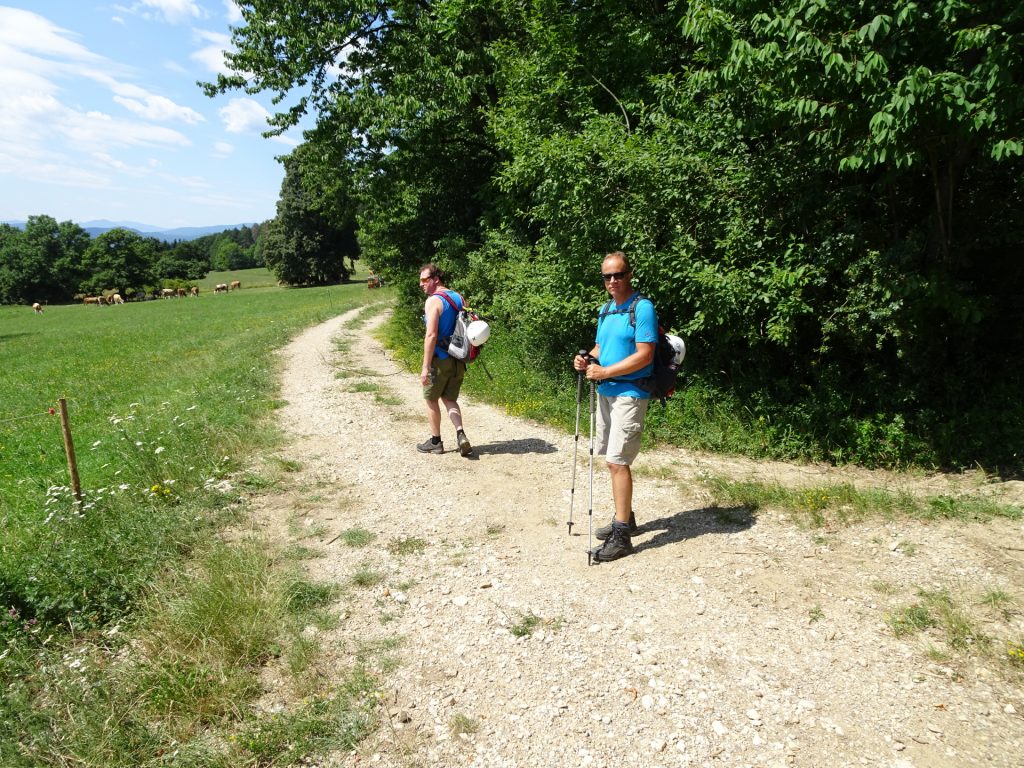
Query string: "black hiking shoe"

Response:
xmin=595 ymin=511 xmax=638 ymax=541
xmin=416 ymin=437 xmax=444 ymax=454
xmin=591 ymin=528 xmax=635 ymax=563
xmin=456 ymin=430 xmax=472 ymax=457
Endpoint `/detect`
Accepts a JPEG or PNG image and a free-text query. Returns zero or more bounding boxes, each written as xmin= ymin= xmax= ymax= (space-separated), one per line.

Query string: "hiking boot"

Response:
xmin=456 ymin=430 xmax=472 ymax=456
xmin=591 ymin=528 xmax=635 ymax=563
xmin=595 ymin=511 xmax=638 ymax=541
xmin=416 ymin=437 xmax=444 ymax=454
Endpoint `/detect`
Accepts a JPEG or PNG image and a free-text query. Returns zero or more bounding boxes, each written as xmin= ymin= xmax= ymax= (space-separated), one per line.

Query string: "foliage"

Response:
xmin=79 ymin=228 xmax=157 ymax=296
xmin=208 ymin=0 xmax=1024 ymax=471
xmin=0 ymin=220 xmax=274 ymax=303
xmin=261 ymin=146 xmax=358 ymax=285
xmin=0 ymin=216 xmax=91 ymax=304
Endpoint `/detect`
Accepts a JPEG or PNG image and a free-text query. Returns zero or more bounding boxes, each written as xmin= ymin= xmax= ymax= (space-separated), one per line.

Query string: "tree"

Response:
xmin=260 ymin=147 xmax=358 ymax=285
xmin=0 ymin=216 xmax=90 ymax=303
xmin=682 ymin=0 xmax=1024 ymax=265
xmin=79 ymin=229 xmax=156 ymax=296
xmin=153 ymin=240 xmax=210 ymax=281
xmin=204 ymin=0 xmax=507 ymax=278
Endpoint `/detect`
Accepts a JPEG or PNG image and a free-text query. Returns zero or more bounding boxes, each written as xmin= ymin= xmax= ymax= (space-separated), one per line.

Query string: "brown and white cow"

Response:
xmin=110 ymin=293 xmax=124 ymax=304
xmin=214 ymin=283 xmax=228 ymax=294
xmin=160 ymin=288 xmax=175 ymax=298
xmin=190 ymin=286 xmax=199 ymax=297
xmin=229 ymin=280 xmax=241 ymax=291
xmin=32 ymin=302 xmax=44 ymax=313
xmin=83 ymin=295 xmax=104 ymax=306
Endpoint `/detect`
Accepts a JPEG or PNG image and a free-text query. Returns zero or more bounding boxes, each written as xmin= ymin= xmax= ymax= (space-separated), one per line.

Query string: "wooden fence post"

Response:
xmin=57 ymin=398 xmax=82 ymax=507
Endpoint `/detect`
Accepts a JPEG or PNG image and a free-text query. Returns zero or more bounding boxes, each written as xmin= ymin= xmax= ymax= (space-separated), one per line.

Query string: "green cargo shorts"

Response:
xmin=423 ymin=355 xmax=465 ymax=401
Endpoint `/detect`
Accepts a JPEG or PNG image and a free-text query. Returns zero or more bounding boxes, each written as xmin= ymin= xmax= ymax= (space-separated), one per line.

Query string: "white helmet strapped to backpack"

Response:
xmin=467 ymin=319 xmax=491 ymax=347
xmin=665 ymin=334 xmax=686 ymax=366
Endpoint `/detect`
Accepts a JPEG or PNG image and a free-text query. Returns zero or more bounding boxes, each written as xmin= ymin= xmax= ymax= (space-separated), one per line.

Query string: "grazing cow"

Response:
xmin=32 ymin=302 xmax=43 ymax=313
xmin=229 ymin=280 xmax=241 ymax=291
xmin=176 ymin=287 xmax=187 ymax=298
xmin=214 ymin=283 xmax=228 ymax=294
xmin=83 ymin=295 xmax=104 ymax=306
xmin=160 ymin=288 xmax=175 ymax=298
xmin=110 ymin=293 xmax=124 ymax=305
xmin=190 ymin=286 xmax=199 ymax=297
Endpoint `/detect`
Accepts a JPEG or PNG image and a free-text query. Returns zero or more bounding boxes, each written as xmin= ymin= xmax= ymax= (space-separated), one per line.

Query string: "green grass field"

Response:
xmin=197 ymin=266 xmax=279 ymax=290
xmin=0 ymin=281 xmax=384 ymax=767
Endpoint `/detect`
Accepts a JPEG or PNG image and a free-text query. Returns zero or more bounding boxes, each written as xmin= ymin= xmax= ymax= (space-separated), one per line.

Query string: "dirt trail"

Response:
xmin=248 ymin=305 xmax=1024 ymax=768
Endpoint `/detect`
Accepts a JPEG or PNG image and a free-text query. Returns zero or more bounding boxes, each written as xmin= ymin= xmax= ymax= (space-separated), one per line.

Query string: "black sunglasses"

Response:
xmin=601 ymin=271 xmax=630 ymax=282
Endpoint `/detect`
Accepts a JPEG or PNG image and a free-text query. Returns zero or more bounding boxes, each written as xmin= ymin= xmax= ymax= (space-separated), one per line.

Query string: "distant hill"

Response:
xmin=2 ymin=219 xmax=259 ymax=242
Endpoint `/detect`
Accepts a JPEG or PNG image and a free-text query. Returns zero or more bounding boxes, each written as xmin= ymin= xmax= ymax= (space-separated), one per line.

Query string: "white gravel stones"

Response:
xmin=258 ymin=308 xmax=1024 ymax=768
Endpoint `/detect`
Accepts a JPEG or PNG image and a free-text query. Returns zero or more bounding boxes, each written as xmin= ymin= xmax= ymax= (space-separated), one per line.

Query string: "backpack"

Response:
xmin=597 ymin=293 xmax=683 ymax=405
xmin=435 ymin=291 xmax=481 ymax=362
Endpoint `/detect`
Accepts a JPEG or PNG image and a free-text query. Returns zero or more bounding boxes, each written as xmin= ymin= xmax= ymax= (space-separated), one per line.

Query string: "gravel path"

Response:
xmin=250 ymin=305 xmax=1024 ymax=768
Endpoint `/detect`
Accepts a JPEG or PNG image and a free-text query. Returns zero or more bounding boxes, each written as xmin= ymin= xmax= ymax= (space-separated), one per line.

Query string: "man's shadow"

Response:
xmin=631 ymin=506 xmax=756 ymax=553
xmin=465 ymin=438 xmax=557 ymax=458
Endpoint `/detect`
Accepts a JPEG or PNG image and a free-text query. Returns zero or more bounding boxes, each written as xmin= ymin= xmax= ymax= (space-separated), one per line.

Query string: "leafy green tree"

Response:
xmin=204 ymin=0 xmax=506 ymax=278
xmin=681 ymin=0 xmax=1024 ymax=264
xmin=79 ymin=229 xmax=157 ymax=296
xmin=0 ymin=216 xmax=91 ymax=303
xmin=260 ymin=147 xmax=357 ymax=285
xmin=153 ymin=240 xmax=210 ymax=281
xmin=210 ymin=240 xmax=243 ymax=271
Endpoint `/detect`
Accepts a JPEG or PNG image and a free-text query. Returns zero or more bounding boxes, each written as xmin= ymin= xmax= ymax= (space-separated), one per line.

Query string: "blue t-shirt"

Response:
xmin=595 ymin=293 xmax=658 ymax=398
xmin=427 ymin=290 xmax=462 ymax=360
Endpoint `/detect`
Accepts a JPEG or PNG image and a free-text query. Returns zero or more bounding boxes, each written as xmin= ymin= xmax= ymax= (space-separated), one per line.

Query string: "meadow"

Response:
xmin=197 ymin=266 xmax=282 ymax=291
xmin=0 ymin=281 xmax=382 ymax=766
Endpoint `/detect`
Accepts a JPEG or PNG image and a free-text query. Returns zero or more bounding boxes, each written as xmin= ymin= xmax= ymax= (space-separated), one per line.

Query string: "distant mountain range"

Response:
xmin=2 ymin=218 xmax=258 ymax=242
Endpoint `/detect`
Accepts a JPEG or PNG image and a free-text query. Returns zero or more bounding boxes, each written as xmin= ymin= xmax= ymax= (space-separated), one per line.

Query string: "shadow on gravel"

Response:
xmin=468 ymin=438 xmax=558 ymax=457
xmin=633 ymin=506 xmax=755 ymax=553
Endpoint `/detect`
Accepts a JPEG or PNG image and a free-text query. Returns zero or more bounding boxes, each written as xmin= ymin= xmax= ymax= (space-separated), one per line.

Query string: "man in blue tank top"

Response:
xmin=418 ymin=263 xmax=472 ymax=456
xmin=573 ymin=251 xmax=657 ymax=561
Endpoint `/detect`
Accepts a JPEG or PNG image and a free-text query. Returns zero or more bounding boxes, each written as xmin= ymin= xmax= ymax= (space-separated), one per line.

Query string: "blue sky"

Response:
xmin=0 ymin=1 xmax=306 ymax=228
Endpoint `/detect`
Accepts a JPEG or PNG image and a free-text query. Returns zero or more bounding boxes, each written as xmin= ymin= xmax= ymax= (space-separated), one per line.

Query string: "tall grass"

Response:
xmin=0 ymin=284 xmax=382 ymax=766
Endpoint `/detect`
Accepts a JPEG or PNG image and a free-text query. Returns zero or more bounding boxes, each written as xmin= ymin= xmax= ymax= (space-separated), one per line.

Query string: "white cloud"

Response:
xmin=219 ymin=98 xmax=269 ymax=133
xmin=0 ymin=8 xmax=194 ymax=201
xmin=158 ymin=171 xmax=210 ymax=189
xmin=191 ymin=29 xmax=233 ymax=75
xmin=270 ymin=134 xmax=300 ymax=147
xmin=0 ymin=8 xmax=100 ymax=63
xmin=60 ymin=108 xmax=192 ymax=151
xmin=224 ymin=1 xmax=243 ymax=24
xmin=112 ymin=16 xmax=126 ymax=26
xmin=214 ymin=141 xmax=235 ymax=156
xmin=119 ymin=1 xmax=205 ymax=25
xmin=113 ymin=91 xmax=205 ymax=124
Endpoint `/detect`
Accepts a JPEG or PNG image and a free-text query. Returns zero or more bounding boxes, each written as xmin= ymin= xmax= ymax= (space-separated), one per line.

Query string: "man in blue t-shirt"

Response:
xmin=573 ymin=251 xmax=657 ymax=562
xmin=417 ymin=263 xmax=472 ymax=456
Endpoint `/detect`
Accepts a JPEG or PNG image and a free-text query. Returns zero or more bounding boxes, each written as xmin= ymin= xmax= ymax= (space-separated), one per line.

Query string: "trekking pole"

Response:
xmin=586 ymin=374 xmax=596 ymax=566
xmin=567 ymin=351 xmax=587 ymax=535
